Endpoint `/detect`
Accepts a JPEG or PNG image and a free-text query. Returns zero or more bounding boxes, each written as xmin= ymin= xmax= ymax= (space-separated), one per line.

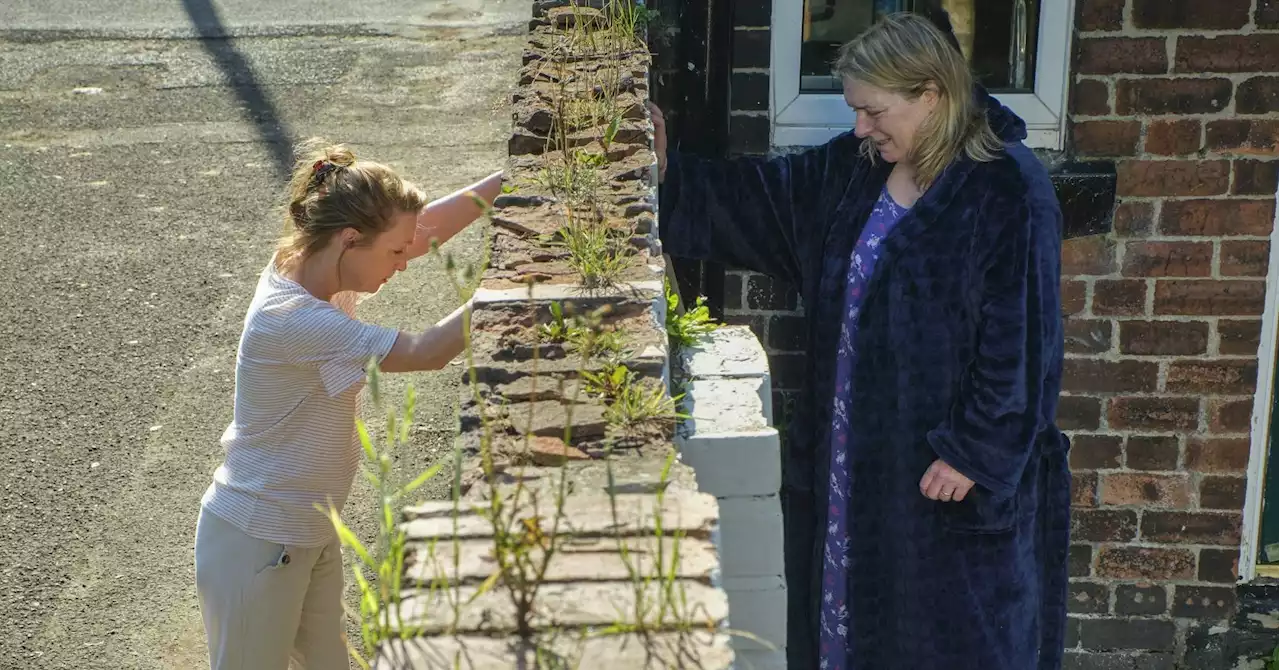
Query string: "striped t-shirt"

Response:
xmin=201 ymin=257 xmax=400 ymax=546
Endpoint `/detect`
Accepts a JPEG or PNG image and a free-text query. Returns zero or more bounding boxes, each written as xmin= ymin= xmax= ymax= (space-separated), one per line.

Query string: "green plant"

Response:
xmin=664 ymin=279 xmax=720 ymax=350
xmin=557 ymin=209 xmax=632 ymax=289
xmin=605 ymin=378 xmax=684 ymax=431
xmin=318 ymin=368 xmax=443 ymax=670
xmin=583 ymin=361 xmax=684 ymax=433
xmin=1268 ymin=646 xmax=1278 ymax=670
xmin=539 ymin=301 xmax=574 ymax=342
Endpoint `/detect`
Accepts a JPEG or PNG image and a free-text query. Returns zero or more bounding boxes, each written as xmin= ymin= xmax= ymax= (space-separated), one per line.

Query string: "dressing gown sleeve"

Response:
xmin=658 ymin=132 xmax=865 ymax=288
xmin=926 ymin=192 xmax=1061 ymax=498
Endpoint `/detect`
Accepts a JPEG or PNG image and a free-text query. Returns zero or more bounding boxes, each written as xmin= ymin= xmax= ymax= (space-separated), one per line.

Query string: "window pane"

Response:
xmin=799 ymin=0 xmax=1040 ymax=93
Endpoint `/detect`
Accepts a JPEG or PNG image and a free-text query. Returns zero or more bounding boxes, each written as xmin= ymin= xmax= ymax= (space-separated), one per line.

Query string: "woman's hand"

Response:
xmin=919 ymin=459 xmax=976 ymax=502
xmin=646 ymin=101 xmax=668 ymax=183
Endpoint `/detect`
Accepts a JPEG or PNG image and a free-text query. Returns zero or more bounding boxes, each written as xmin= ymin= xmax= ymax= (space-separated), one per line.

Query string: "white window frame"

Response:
xmin=1239 ymin=183 xmax=1280 ymax=581
xmin=769 ymin=0 xmax=1075 ymax=149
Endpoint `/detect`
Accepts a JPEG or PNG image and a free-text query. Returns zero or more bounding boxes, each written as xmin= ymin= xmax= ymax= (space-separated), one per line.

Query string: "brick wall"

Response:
xmin=721 ymin=0 xmax=809 ymax=430
xmin=1063 ymin=0 xmax=1276 ymax=665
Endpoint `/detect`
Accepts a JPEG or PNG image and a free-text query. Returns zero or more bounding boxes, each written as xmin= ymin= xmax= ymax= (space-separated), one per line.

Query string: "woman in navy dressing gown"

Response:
xmin=651 ymin=12 xmax=1070 ymax=670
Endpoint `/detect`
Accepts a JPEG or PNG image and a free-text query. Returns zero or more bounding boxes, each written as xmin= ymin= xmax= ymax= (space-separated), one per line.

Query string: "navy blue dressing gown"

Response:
xmin=658 ymin=90 xmax=1071 ymax=670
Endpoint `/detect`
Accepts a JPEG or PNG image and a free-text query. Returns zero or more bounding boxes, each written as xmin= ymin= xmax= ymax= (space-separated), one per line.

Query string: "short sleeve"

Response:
xmin=259 ymin=296 xmax=400 ymax=397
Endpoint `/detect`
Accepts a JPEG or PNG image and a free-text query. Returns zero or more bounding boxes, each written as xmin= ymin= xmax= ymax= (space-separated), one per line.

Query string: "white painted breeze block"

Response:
xmin=677 ymin=428 xmax=782 ymax=497
xmin=681 ymin=326 xmax=771 ymax=378
xmin=677 ymin=324 xmax=787 ymax=661
xmin=679 ymin=377 xmax=771 ymax=435
xmin=722 ymin=575 xmax=788 ymax=652
xmin=733 ymin=649 xmax=789 ymax=670
xmin=716 ymin=495 xmax=785 ymax=578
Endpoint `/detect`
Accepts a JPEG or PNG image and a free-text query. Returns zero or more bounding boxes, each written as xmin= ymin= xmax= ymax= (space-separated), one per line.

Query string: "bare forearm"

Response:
xmin=381 ymin=299 xmax=473 ymax=372
xmin=409 ymin=171 xmax=503 ymax=259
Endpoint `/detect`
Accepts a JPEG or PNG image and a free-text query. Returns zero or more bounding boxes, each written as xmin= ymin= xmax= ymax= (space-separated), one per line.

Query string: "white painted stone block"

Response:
xmin=679 ymin=377 xmax=770 ymax=437
xmin=677 ymin=428 xmax=781 ymax=497
xmin=472 ymin=279 xmax=662 ymax=304
xmin=733 ymin=649 xmax=788 ymax=670
xmin=680 ymin=326 xmax=771 ymax=378
xmin=722 ymin=575 xmax=788 ymax=654
xmin=716 ymin=495 xmax=784 ymax=578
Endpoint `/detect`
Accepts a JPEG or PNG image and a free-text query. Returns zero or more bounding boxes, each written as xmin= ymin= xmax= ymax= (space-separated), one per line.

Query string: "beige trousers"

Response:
xmin=194 ymin=508 xmax=349 ymax=670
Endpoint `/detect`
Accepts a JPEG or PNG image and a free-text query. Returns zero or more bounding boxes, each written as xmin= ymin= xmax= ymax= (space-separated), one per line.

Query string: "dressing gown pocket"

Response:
xmin=940 ymin=485 xmax=1018 ymax=534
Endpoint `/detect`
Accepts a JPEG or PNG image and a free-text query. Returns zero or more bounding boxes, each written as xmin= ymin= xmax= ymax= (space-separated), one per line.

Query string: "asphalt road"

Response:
xmin=0 ymin=1 xmax=525 ymax=667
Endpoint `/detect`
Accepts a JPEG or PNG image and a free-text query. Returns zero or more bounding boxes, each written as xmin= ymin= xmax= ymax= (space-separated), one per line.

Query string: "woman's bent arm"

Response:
xmin=380 ymin=299 xmax=472 ymax=372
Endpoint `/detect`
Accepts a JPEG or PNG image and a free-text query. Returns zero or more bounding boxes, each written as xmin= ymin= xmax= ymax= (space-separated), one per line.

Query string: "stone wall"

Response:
xmin=375 ymin=2 xmax=782 ymax=667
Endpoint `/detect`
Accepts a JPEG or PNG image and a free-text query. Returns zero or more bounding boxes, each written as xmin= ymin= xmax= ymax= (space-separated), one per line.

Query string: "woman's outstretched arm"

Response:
xmin=407 ymin=171 xmax=503 ymax=259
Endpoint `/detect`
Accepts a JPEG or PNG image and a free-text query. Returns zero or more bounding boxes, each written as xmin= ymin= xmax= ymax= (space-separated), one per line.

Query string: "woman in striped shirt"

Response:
xmin=194 ymin=139 xmax=500 ymax=670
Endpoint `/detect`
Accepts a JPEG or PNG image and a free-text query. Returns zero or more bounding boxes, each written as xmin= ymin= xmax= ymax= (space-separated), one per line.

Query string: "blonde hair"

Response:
xmin=277 ymin=138 xmax=426 ymax=267
xmin=833 ymin=12 xmax=1002 ymax=188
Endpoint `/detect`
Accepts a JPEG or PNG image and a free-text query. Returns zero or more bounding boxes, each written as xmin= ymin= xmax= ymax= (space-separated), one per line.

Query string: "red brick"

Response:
xmin=1119 ymin=320 xmax=1209 ymax=355
xmin=1209 ymin=399 xmax=1254 ymax=433
xmin=1186 ymin=437 xmax=1251 ymax=472
xmin=1101 ymin=473 xmax=1191 ymax=508
xmin=1065 ymin=319 xmax=1114 ymax=355
xmin=1115 ymin=584 xmax=1169 ymax=616
xmin=1126 ymin=435 xmax=1181 ymax=470
xmin=1062 ymin=235 xmax=1119 ymax=275
xmin=1064 ymin=359 xmax=1159 ymax=393
xmin=1220 ymin=240 xmax=1271 ymax=277
xmin=1141 ymin=511 xmax=1242 ymax=545
xmin=1166 ymin=360 xmax=1258 ymax=394
xmin=1112 ymin=201 xmax=1155 ymax=237
xmin=1122 ymin=241 xmax=1212 ymax=277
xmin=1073 ymin=472 xmax=1099 ymax=508
xmin=1260 ymin=0 xmax=1279 ymax=28
xmin=1097 ymin=546 xmax=1196 ymax=579
xmin=1072 ymin=120 xmax=1142 ymax=157
xmin=1078 ymin=38 xmax=1168 ymax=75
xmin=1132 ymin=0 xmax=1251 ymax=29
xmin=1237 ymin=75 xmax=1278 ymax=115
xmin=1200 ymin=475 xmax=1247 ymax=510
xmin=1198 ymin=548 xmax=1239 ymax=582
xmin=1072 ymin=79 xmax=1111 ymax=116
xmin=1144 ymin=120 xmax=1202 ymax=156
xmin=1172 ymin=585 xmax=1237 ymax=619
xmin=1159 ymin=199 xmax=1276 ymax=236
xmin=1108 ymin=397 xmax=1200 ymax=431
xmin=1207 ymin=120 xmax=1278 ymax=156
xmin=1117 ymin=160 xmax=1229 ymax=197
xmin=1153 ymin=280 xmax=1267 ymax=315
xmin=1070 ymin=545 xmax=1094 ymax=577
xmin=1116 ymin=78 xmax=1233 ymax=115
xmin=1232 ymin=159 xmax=1279 ymax=195
xmin=1218 ymin=319 xmax=1262 ymax=355
xmin=1059 ymin=396 xmax=1104 ymax=431
xmin=1077 ymin=0 xmax=1125 ymax=30
xmin=1072 ymin=510 xmax=1139 ymax=542
xmin=1092 ymin=279 xmax=1148 ymax=316
xmin=1068 ymin=580 xmax=1110 ymax=614
xmin=1078 ymin=617 xmax=1176 ymax=651
xmin=1062 ymin=279 xmax=1087 ymax=316
xmin=1175 ymin=35 xmax=1277 ymax=73
xmin=1070 ymin=434 xmax=1125 ymax=470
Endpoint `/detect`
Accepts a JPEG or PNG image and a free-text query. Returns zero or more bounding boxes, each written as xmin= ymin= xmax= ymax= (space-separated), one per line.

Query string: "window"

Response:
xmin=771 ymin=0 xmax=1073 ymax=149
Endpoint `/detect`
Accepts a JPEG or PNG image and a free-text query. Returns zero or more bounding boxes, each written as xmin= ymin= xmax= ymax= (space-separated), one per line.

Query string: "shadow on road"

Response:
xmin=181 ymin=0 xmax=295 ymax=178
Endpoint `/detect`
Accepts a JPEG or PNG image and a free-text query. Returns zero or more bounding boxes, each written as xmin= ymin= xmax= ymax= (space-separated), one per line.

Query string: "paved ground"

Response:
xmin=0 ymin=1 xmax=525 ymax=666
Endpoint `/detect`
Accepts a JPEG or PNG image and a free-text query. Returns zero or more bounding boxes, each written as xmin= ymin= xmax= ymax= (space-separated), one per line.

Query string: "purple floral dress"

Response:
xmin=819 ymin=186 xmax=910 ymax=669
